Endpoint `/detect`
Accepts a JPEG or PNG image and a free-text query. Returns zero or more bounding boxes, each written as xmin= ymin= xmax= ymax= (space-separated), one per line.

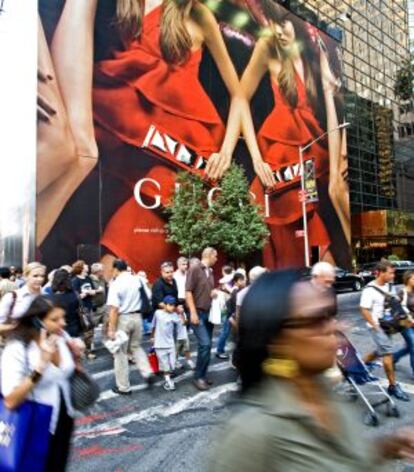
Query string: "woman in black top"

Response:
xmin=71 ymin=260 xmax=97 ymax=359
xmin=51 ymin=269 xmax=82 ymax=338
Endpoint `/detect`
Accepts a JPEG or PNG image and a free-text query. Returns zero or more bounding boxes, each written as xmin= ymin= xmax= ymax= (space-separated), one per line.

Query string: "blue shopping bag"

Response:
xmin=0 ymin=396 xmax=52 ymax=472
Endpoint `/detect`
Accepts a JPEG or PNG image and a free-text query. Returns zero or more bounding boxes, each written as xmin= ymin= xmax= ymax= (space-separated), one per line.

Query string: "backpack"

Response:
xmin=370 ymin=284 xmax=408 ymax=335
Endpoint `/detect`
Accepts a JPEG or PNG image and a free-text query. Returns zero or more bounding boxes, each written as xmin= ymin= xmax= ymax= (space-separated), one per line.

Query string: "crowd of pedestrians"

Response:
xmin=2 ymin=253 xmax=414 ymax=470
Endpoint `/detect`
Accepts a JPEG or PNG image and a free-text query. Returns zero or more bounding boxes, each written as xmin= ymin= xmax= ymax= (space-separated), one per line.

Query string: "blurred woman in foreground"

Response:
xmin=210 ymin=270 xmax=414 ymax=471
xmin=1 ymin=296 xmax=75 ymax=471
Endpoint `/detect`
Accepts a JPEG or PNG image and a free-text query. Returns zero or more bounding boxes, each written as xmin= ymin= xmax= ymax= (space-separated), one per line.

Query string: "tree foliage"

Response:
xmin=211 ymin=164 xmax=269 ymax=261
xmin=165 ymin=165 xmax=269 ymax=261
xmin=164 ymin=172 xmax=217 ymax=257
xmin=394 ymin=56 xmax=414 ymax=102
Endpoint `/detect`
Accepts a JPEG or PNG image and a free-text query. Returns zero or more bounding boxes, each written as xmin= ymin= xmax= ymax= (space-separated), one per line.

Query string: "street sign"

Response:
xmin=304 ymin=159 xmax=319 ymax=203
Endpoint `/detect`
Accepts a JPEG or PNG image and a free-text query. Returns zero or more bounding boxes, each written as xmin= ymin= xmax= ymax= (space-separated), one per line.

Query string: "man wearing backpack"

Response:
xmin=360 ymin=260 xmax=410 ymax=401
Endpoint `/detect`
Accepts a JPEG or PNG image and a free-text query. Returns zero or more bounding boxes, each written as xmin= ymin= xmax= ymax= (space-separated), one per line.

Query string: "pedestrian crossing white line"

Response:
xmin=98 ymin=360 xmax=233 ymax=402
xmin=75 ymin=382 xmax=238 ymax=441
xmin=91 ymin=342 xmax=223 ymax=380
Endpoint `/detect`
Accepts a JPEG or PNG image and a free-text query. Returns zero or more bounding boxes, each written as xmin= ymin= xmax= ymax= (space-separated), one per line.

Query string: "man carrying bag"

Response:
xmin=107 ymin=259 xmax=155 ymax=395
xmin=360 ymin=260 xmax=410 ymax=402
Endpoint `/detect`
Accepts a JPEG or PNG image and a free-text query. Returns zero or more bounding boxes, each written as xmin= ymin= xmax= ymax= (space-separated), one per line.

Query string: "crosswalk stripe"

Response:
xmin=91 ymin=346 xmax=221 ymax=380
xmin=75 ymin=382 xmax=238 ymax=441
xmin=97 ymin=360 xmax=233 ymax=401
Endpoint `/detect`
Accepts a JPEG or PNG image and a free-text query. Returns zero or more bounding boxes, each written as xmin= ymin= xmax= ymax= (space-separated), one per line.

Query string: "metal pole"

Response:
xmin=299 ymin=146 xmax=310 ymax=267
xmin=298 ymin=122 xmax=350 ymax=268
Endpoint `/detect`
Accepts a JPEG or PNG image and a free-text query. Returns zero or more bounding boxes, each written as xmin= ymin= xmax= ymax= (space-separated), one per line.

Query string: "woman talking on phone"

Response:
xmin=1 ymin=296 xmax=76 ymax=471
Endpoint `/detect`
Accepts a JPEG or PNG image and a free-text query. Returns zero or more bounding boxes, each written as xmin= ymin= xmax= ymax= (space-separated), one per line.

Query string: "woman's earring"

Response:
xmin=262 ymin=357 xmax=299 ymax=379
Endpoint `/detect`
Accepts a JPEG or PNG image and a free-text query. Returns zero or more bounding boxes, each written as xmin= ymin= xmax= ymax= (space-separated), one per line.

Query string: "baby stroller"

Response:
xmin=335 ymin=330 xmax=400 ymax=426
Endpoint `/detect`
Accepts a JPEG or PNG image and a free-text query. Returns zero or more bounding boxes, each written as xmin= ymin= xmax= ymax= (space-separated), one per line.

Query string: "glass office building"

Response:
xmin=282 ymin=0 xmax=414 ymax=263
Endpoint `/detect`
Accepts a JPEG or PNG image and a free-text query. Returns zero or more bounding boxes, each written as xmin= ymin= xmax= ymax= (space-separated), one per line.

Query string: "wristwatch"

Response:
xmin=29 ymin=370 xmax=42 ymax=384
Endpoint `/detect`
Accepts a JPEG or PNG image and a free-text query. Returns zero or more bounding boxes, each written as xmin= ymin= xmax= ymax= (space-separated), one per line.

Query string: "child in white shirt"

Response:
xmin=152 ymin=295 xmax=183 ymax=391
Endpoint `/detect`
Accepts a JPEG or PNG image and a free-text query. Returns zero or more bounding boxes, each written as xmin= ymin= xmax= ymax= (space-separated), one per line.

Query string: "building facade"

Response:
xmin=282 ymin=0 xmax=414 ymax=264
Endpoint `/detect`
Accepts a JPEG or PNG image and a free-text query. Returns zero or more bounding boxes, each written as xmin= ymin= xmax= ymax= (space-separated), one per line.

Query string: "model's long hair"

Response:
xmin=117 ymin=0 xmax=144 ymax=39
xmin=160 ymin=0 xmax=193 ymax=64
xmin=260 ymin=0 xmax=318 ymax=109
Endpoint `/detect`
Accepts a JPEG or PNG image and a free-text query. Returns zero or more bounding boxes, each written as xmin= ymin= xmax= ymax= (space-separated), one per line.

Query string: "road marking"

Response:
xmin=92 ymin=348 xmax=204 ymax=380
xmin=75 ymin=382 xmax=238 ymax=441
xmin=98 ymin=360 xmax=233 ymax=402
xmin=73 ymin=443 xmax=143 ymax=460
xmin=91 ymin=342 xmax=223 ymax=380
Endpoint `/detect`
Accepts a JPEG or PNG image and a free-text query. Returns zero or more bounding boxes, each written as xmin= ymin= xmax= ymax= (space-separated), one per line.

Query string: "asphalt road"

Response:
xmin=68 ymin=291 xmax=414 ymax=472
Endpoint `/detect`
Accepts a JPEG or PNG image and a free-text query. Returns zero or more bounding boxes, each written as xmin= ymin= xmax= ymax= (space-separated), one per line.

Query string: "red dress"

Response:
xmin=93 ymin=6 xmax=225 ymax=279
xmin=250 ymin=72 xmax=330 ymax=268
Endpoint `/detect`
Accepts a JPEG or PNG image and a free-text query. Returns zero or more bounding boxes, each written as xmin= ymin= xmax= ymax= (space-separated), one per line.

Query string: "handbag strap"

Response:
xmin=5 ymin=290 xmax=17 ymax=323
xmin=64 ymin=333 xmax=83 ymax=372
xmin=369 ymin=284 xmax=394 ymax=300
xmin=23 ymin=342 xmax=36 ymax=401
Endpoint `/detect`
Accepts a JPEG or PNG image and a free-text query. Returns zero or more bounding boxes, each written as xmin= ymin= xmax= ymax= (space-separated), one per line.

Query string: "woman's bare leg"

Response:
xmin=51 ymin=0 xmax=99 ymax=158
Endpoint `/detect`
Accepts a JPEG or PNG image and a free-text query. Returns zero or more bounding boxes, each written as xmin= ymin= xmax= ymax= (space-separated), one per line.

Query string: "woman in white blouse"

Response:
xmin=1 ymin=296 xmax=75 ymax=471
xmin=0 ymin=262 xmax=46 ymax=332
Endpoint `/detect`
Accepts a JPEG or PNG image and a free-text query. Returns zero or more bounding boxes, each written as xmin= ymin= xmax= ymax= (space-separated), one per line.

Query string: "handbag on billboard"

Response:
xmin=141 ymin=124 xmax=212 ymax=181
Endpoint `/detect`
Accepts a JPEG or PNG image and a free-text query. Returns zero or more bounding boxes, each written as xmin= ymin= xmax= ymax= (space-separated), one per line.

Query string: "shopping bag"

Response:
xmin=148 ymin=348 xmax=159 ymax=374
xmin=0 ymin=396 xmax=52 ymax=472
xmin=209 ymin=292 xmax=226 ymax=325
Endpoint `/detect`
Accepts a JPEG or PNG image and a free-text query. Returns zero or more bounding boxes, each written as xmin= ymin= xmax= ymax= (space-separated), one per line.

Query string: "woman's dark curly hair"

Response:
xmin=52 ymin=269 xmax=73 ymax=293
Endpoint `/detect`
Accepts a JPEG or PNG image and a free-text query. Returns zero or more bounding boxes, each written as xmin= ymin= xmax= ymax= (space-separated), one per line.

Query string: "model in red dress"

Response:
xmin=93 ymin=1 xmax=241 ymax=279
xmin=241 ymin=2 xmax=350 ymax=269
xmin=249 ymin=71 xmax=330 ymax=268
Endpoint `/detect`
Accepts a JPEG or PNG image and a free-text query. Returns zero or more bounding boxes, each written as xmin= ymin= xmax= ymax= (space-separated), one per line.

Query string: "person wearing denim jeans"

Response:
xmin=216 ymin=273 xmax=246 ymax=359
xmin=393 ymin=272 xmax=414 ymax=376
xmin=186 ymin=248 xmax=217 ymax=391
xmin=192 ymin=311 xmax=214 ymax=381
xmin=393 ymin=328 xmax=414 ymax=375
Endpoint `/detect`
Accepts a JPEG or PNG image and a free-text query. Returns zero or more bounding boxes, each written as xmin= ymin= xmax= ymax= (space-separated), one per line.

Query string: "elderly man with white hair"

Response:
xmin=311 ymin=262 xmax=336 ymax=291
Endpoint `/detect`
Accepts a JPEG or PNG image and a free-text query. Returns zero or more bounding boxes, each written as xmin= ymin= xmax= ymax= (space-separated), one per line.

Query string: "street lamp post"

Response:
xmin=299 ymin=122 xmax=350 ymax=267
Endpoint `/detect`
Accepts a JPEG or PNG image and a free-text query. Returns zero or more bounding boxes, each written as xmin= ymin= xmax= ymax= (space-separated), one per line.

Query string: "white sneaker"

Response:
xmin=163 ymin=379 xmax=176 ymax=391
xmin=186 ymin=359 xmax=195 ymax=370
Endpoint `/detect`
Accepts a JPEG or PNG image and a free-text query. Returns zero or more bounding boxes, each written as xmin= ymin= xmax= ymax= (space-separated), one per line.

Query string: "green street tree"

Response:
xmin=164 ymin=172 xmax=217 ymax=257
xmin=394 ymin=55 xmax=414 ymax=103
xmin=210 ymin=164 xmax=269 ymax=262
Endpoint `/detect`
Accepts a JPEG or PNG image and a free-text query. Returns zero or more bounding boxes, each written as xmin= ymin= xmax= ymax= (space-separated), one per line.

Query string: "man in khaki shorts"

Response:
xmin=360 ymin=260 xmax=409 ymax=402
xmin=107 ymin=259 xmax=154 ymax=395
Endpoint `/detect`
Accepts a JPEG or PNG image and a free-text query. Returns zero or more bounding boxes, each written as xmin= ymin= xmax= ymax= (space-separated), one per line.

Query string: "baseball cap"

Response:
xmin=163 ymin=295 xmax=177 ymax=305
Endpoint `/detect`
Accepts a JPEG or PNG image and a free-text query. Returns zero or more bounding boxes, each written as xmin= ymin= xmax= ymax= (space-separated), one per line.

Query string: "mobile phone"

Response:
xmin=32 ymin=317 xmax=46 ymax=331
